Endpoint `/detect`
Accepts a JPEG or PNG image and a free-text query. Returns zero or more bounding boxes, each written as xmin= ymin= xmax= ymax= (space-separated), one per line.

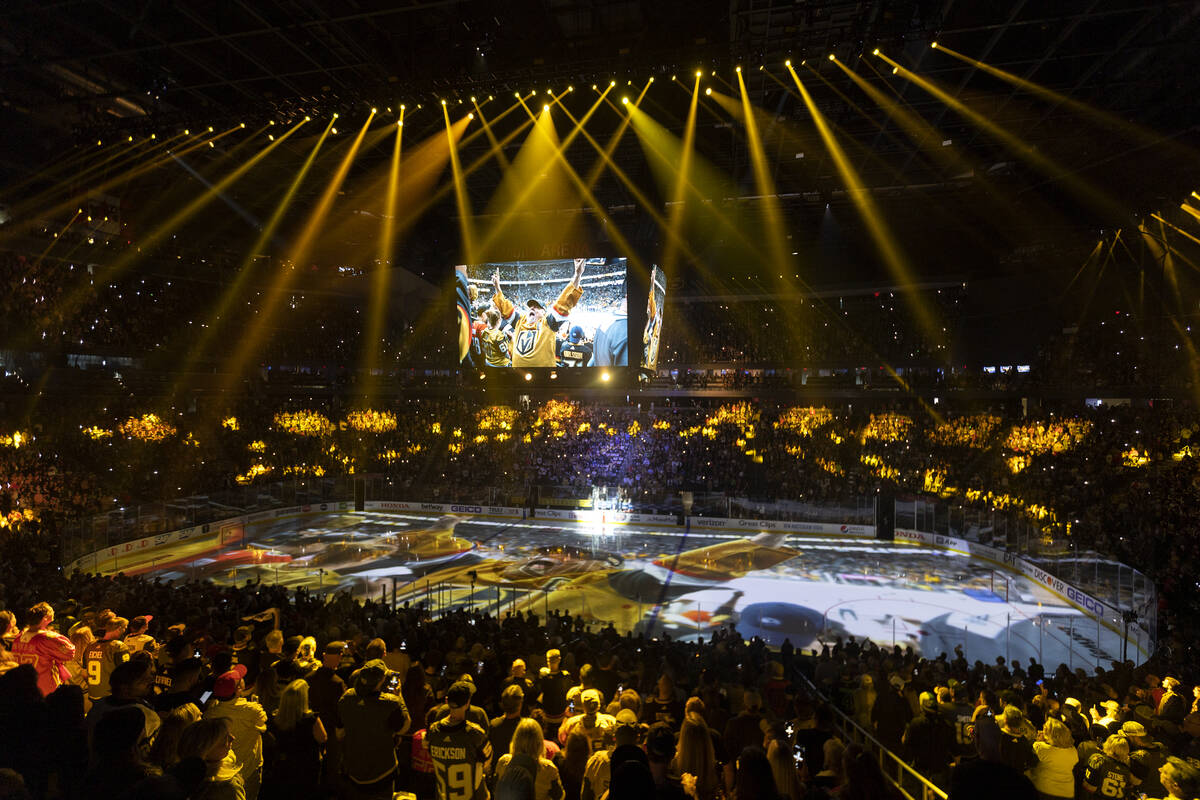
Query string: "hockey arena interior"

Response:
xmin=2 ymin=2 xmax=1200 ymax=800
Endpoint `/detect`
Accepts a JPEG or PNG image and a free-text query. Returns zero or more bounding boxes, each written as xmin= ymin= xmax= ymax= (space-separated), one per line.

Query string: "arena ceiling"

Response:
xmin=2 ymin=0 xmax=1199 ymax=279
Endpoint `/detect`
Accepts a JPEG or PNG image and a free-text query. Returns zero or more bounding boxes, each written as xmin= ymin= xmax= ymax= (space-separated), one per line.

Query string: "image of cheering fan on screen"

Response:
xmin=492 ymin=257 xmax=586 ymax=367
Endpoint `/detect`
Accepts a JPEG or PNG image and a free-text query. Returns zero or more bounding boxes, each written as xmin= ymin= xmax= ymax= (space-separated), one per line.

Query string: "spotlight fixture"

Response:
xmin=568 ymin=85 xmax=573 ymax=91
xmin=828 ymin=53 xmax=835 ymax=61
xmin=705 ymin=87 xmax=712 ymax=95
xmin=695 ymin=70 xmax=702 ymax=77
xmin=735 ymin=66 xmax=741 ymax=72
xmin=268 ymin=134 xmax=275 ymax=141
xmin=931 ymin=41 xmax=939 ymax=49
xmin=543 ymin=104 xmax=549 ymax=111
xmin=184 ymin=129 xmax=190 ymax=135
xmin=239 ymin=122 xmax=246 ymax=128
xmin=332 ymin=113 xmax=338 ymax=119
xmin=622 ymin=97 xmax=629 ymax=105
xmin=785 ymin=60 xmax=791 ymax=67
xmin=873 ymin=48 xmax=880 ymax=56
xmin=400 ymin=104 xmax=406 ymax=110
xmin=610 ymin=80 xmax=616 ymax=86
xmin=269 ymin=120 xmax=275 ymax=125
xmin=371 ymin=107 xmax=377 ymax=113
xmin=892 ymin=66 xmax=899 ymax=74
xmin=601 ymin=372 xmax=611 ymax=382
xmin=515 ymin=91 xmax=521 ymax=98
xmin=488 ymin=95 xmax=493 ymax=101
xmin=397 ymin=121 xmax=402 ymax=127
xmin=331 ymin=128 xmax=338 ymax=134
xmin=592 ymin=84 xmax=598 ymax=90
xmin=524 ymin=373 xmax=532 ymax=381
xmin=127 ymin=135 xmax=133 ymax=142
xmin=470 ymin=96 xmax=476 ymax=102
xmin=441 ymin=99 xmax=447 ymax=105
xmin=468 ymin=113 xmax=474 ymax=119
xmin=304 ymin=116 xmax=310 ymax=121
xmin=150 ymin=134 xmax=156 ymax=140
xmin=208 ymin=125 xmax=214 ymax=131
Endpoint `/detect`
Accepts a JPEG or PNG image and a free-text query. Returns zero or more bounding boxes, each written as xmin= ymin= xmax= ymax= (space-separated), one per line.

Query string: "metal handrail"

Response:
xmin=796 ymin=671 xmax=948 ymax=800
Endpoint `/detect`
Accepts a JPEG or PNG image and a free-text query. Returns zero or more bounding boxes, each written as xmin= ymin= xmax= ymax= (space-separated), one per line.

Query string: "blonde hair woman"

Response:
xmin=1029 ymin=718 xmax=1077 ymax=799
xmin=766 ymin=738 xmax=804 ymax=800
xmin=294 ymin=636 xmax=319 ymax=673
xmin=1082 ymin=734 xmax=1132 ymax=798
xmin=496 ymin=717 xmax=564 ymax=800
xmin=267 ymin=679 xmax=327 ymax=799
xmin=150 ymin=703 xmax=203 ymax=770
xmin=674 ymin=717 xmax=722 ymax=800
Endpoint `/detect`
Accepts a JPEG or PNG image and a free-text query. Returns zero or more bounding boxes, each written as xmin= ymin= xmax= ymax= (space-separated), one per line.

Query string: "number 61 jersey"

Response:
xmin=426 ymin=717 xmax=492 ymax=800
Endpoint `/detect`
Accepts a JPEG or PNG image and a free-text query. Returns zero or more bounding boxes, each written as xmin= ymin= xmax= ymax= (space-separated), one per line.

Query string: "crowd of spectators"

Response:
xmin=659 ymin=288 xmax=965 ymax=367
xmin=3 ymin=524 xmax=1200 ymax=800
xmin=0 ymin=249 xmax=420 ymax=374
xmin=2 ymin=398 xmax=1200 ymax=632
xmin=7 ymin=242 xmax=1200 ymax=392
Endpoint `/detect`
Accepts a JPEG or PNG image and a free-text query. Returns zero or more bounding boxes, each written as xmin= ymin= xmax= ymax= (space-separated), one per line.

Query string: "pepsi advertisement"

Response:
xmin=456 ymin=257 xmax=629 ymax=368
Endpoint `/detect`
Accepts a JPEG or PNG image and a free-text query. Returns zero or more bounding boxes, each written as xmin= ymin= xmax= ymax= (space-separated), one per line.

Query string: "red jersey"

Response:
xmin=11 ymin=629 xmax=76 ymax=696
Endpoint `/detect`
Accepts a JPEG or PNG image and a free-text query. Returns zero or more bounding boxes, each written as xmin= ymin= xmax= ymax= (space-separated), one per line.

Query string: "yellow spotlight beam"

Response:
xmin=2 ymin=129 xmax=225 ymax=243
xmin=173 ymin=118 xmax=336 ymax=387
xmin=625 ymin=103 xmax=776 ymax=272
xmin=661 ymin=73 xmax=701 ymax=277
xmin=471 ymin=97 xmax=510 ymax=170
xmin=361 ymin=114 xmax=405 ymax=401
xmin=933 ymin=42 xmax=1200 ymax=170
xmin=474 ymin=90 xmax=578 ymax=257
xmin=509 ymin=93 xmax=649 ymax=280
xmin=875 ymin=50 xmax=1127 ymax=220
xmin=787 ymin=62 xmax=942 ymax=346
xmin=576 ymin=80 xmax=647 ymax=192
xmin=1 ymin=133 xmax=161 ymax=201
xmin=28 ymin=210 xmax=82 ymax=269
xmin=443 ymin=103 xmax=477 ymax=263
xmin=1 ymin=135 xmax=181 ymax=238
xmin=830 ymin=58 xmax=975 ymax=178
xmin=553 ymin=90 xmax=703 ymax=268
xmin=1153 ymin=213 xmax=1200 ymax=249
xmin=222 ymin=112 xmax=374 ymax=384
xmin=48 ymin=122 xmax=306 ymax=341
xmin=1179 ymin=204 xmax=1200 ymax=229
xmin=382 ymin=97 xmax=538 ymax=250
xmin=13 ymin=136 xmax=153 ymax=201
xmin=734 ymin=68 xmax=793 ymax=277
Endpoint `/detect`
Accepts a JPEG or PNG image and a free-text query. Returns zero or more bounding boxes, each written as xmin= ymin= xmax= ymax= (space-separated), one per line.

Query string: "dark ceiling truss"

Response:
xmin=1 ymin=0 xmax=1196 ymax=221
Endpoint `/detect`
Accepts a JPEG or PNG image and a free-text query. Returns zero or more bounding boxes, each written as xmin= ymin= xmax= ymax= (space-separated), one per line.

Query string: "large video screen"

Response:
xmin=456 ymin=257 xmax=628 ymax=368
xmin=641 ymin=264 xmax=666 ymax=370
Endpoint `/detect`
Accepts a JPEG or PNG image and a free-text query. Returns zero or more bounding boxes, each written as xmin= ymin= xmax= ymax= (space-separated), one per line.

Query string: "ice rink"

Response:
xmin=111 ymin=510 xmax=1144 ymax=669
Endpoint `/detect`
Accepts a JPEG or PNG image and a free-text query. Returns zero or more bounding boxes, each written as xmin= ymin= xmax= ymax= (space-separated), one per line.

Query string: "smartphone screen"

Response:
xmin=199 ymin=690 xmax=213 ymax=705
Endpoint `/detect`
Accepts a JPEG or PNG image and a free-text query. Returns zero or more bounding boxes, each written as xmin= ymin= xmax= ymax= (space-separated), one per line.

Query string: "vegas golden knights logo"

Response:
xmin=515 ymin=329 xmax=536 ymax=356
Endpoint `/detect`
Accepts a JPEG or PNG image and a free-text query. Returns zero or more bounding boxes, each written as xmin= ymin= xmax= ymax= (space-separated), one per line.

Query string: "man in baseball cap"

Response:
xmin=203 ymin=663 xmax=267 ymax=799
xmin=583 ymin=708 xmax=645 ymax=800
xmin=559 ymin=687 xmax=616 ymax=751
xmin=1123 ymin=719 xmax=1170 ymax=797
xmin=338 ymin=658 xmax=411 ymax=793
